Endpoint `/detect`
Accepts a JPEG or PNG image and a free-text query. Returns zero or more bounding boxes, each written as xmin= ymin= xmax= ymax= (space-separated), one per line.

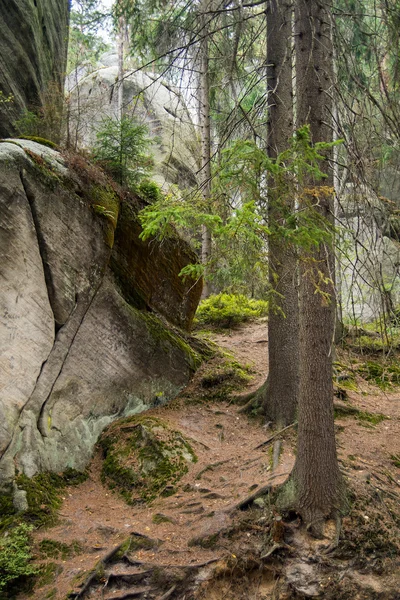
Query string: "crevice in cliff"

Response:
xmin=19 ymin=169 xmax=59 ymax=327
xmin=0 ymin=173 xmax=109 ymax=474
xmin=36 ymin=284 xmax=103 ymax=437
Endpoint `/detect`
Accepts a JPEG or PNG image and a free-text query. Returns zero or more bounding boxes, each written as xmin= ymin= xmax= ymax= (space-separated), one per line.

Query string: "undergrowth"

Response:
xmin=0 ymin=469 xmax=87 ymax=597
xmin=194 ymin=293 xmax=268 ymax=329
xmin=0 ymin=523 xmax=39 ymax=592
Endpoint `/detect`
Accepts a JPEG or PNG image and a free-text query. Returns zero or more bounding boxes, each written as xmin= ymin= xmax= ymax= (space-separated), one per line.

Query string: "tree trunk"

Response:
xmin=265 ymin=0 xmax=299 ymax=427
xmin=199 ymin=0 xmax=212 ymax=299
xmin=117 ymin=13 xmax=125 ymax=122
xmin=290 ymin=0 xmax=345 ymax=536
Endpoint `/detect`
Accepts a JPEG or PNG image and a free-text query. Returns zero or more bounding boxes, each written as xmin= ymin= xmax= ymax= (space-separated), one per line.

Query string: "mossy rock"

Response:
xmin=100 ymin=416 xmax=197 ymax=504
xmin=17 ymin=136 xmax=59 ymax=150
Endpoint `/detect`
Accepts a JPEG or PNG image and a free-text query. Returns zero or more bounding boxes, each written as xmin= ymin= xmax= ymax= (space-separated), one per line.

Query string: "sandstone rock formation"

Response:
xmin=67 ymin=53 xmax=199 ymax=189
xmin=0 ymin=0 xmax=69 ymax=138
xmin=0 ymin=140 xmax=202 ymax=489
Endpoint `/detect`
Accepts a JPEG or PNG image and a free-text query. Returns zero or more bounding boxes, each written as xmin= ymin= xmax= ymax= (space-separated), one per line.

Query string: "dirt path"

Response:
xmin=20 ymin=321 xmax=400 ymax=600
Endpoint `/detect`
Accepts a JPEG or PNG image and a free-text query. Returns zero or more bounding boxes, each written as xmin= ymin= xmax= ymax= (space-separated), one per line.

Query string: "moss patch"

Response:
xmin=100 ymin=416 xmax=197 ymax=504
xmin=355 ymin=360 xmax=400 ymax=389
xmin=90 ymin=184 xmax=120 ymax=248
xmin=17 ymin=136 xmax=59 ymax=150
xmin=38 ymin=539 xmax=84 ymax=560
xmin=11 ymin=469 xmax=88 ymax=529
xmin=139 ymin=310 xmax=202 ymax=372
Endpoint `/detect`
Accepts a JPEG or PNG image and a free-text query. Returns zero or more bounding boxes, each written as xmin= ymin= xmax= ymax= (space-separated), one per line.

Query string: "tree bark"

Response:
xmin=199 ymin=0 xmax=212 ymax=299
xmin=117 ymin=14 xmax=125 ymax=122
xmin=265 ymin=0 xmax=299 ymax=427
xmin=290 ymin=0 xmax=344 ymax=536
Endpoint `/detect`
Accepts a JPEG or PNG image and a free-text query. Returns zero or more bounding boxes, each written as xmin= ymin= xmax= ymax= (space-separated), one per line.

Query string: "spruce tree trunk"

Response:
xmin=291 ymin=0 xmax=344 ymax=536
xmin=266 ymin=0 xmax=299 ymax=427
xmin=199 ymin=0 xmax=212 ymax=299
xmin=117 ymin=14 xmax=125 ymax=123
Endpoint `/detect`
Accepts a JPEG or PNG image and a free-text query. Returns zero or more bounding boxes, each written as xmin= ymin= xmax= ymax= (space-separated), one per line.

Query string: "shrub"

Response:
xmin=92 ymin=115 xmax=153 ymax=187
xmin=195 ymin=293 xmax=268 ymax=329
xmin=0 ymin=523 xmax=39 ymax=591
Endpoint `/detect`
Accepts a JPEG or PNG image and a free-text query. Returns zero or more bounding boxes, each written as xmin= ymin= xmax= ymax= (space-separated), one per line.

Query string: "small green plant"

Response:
xmin=93 ymin=115 xmax=153 ymax=187
xmin=0 ymin=523 xmax=39 ymax=591
xmin=194 ymin=293 xmax=268 ymax=329
xmin=136 ymin=179 xmax=162 ymax=203
xmin=0 ymin=91 xmax=14 ymax=104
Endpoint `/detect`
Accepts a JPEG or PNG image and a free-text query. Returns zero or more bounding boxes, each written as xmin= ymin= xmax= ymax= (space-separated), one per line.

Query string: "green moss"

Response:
xmin=355 ymin=360 xmax=400 ymax=389
xmin=192 ymin=353 xmax=252 ymax=403
xmin=13 ymin=469 xmax=88 ymax=528
xmin=113 ymin=534 xmax=158 ymax=560
xmin=100 ymin=417 xmax=197 ymax=504
xmin=356 ymin=411 xmax=387 ymax=426
xmin=152 ymin=513 xmax=174 ymax=524
xmin=139 ymin=310 xmax=202 ymax=372
xmin=17 ymin=136 xmax=58 ymax=150
xmin=194 ymin=293 xmax=269 ymax=329
xmin=90 ymin=184 xmax=120 ymax=248
xmin=38 ymin=539 xmax=83 ymax=560
xmin=0 ymin=492 xmax=16 ymax=533
xmin=22 ymin=148 xmax=61 ymax=188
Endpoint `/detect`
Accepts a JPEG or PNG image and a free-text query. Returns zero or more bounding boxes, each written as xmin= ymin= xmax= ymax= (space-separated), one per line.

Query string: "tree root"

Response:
xmin=237 ymin=380 xmax=267 ymax=414
xmin=229 ymin=483 xmax=272 ymax=511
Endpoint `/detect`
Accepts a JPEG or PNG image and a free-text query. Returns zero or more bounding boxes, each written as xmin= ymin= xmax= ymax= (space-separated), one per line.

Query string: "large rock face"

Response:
xmin=67 ymin=54 xmax=199 ymax=189
xmin=0 ymin=140 xmax=202 ymax=487
xmin=0 ymin=0 xmax=69 ymax=138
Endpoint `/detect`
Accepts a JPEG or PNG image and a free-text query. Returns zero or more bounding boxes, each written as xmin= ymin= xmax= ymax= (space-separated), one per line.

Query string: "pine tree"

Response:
xmin=287 ymin=0 xmax=345 ymax=537
xmin=265 ymin=0 xmax=299 ymax=426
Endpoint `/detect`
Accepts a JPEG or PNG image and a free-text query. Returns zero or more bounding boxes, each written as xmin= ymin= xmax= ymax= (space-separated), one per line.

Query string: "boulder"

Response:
xmin=0 ymin=140 xmax=202 ymax=487
xmin=0 ymin=0 xmax=69 ymax=138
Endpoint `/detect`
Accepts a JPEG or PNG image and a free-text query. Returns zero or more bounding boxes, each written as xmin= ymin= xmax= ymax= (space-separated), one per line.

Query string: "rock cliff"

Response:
xmin=0 ymin=140 xmax=202 ymax=490
xmin=0 ymin=0 xmax=69 ymax=138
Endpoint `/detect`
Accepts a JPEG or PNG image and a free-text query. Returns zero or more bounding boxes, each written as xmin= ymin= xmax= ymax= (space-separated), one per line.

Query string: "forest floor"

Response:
xmin=17 ymin=320 xmax=400 ymax=600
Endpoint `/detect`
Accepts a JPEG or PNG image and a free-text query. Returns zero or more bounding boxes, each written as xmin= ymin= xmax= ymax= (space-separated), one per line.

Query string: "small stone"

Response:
xmin=13 ymin=487 xmax=28 ymax=513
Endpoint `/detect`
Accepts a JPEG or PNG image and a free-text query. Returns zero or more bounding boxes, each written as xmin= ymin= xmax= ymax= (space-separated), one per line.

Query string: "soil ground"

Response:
xmin=17 ymin=321 xmax=400 ymax=600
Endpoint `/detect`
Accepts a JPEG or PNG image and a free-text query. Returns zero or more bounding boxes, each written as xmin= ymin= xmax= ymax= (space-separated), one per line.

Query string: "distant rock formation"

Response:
xmin=0 ymin=0 xmax=69 ymax=138
xmin=0 ymin=139 xmax=202 ymax=489
xmin=338 ymin=185 xmax=400 ymax=322
xmin=67 ymin=52 xmax=200 ymax=190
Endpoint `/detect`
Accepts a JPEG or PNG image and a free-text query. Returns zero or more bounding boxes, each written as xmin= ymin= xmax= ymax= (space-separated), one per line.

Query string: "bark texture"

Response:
xmin=291 ymin=0 xmax=344 ymax=534
xmin=266 ymin=0 xmax=299 ymax=427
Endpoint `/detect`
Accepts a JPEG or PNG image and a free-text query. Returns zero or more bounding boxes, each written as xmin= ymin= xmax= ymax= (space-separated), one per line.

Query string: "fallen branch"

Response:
xmin=254 ymin=423 xmax=297 ymax=450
